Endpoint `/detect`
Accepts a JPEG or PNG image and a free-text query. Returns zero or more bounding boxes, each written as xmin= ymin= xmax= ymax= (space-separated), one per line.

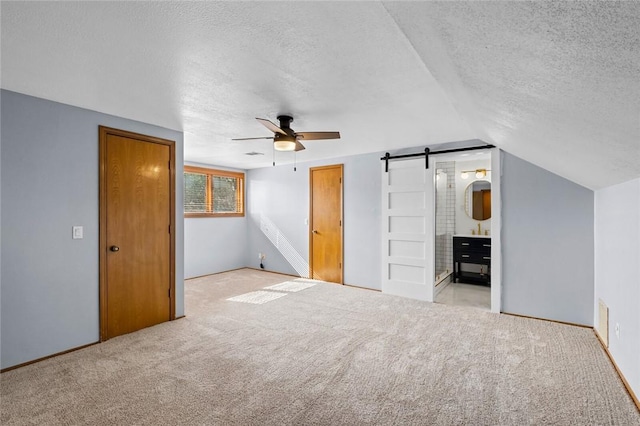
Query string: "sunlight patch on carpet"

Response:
xmin=264 ymin=280 xmax=317 ymax=292
xmin=227 ymin=291 xmax=287 ymax=304
xmin=295 ymin=277 xmax=329 ymax=284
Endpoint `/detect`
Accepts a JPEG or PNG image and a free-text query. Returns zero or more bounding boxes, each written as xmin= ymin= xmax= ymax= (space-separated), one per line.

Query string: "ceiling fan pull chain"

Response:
xmin=273 ymin=145 xmax=275 ymax=167
xmin=294 ymin=151 xmax=297 ymax=172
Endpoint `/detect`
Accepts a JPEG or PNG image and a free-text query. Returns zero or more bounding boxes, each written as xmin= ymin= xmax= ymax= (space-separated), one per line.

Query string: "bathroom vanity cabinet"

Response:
xmin=453 ymin=236 xmax=491 ymax=285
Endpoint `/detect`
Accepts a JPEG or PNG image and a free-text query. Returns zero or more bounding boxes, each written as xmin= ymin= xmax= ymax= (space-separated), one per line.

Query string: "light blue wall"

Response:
xmin=184 ymin=163 xmax=248 ymax=279
xmin=247 ymin=152 xmax=382 ymax=289
xmin=501 ymin=152 xmax=594 ymax=325
xmin=0 ymin=92 xmax=3 ymax=365
xmin=185 ymin=218 xmax=248 ymax=278
xmin=0 ymin=90 xmax=184 ymax=369
xmin=594 ymin=177 xmax=640 ymax=397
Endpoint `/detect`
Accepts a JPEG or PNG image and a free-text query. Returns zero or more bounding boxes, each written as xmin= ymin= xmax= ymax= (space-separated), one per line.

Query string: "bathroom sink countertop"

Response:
xmin=453 ymin=234 xmax=491 ymax=238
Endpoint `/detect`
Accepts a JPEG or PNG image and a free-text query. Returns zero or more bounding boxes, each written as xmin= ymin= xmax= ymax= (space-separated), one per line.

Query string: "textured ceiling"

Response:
xmin=2 ymin=2 xmax=639 ymax=189
xmin=384 ymin=1 xmax=640 ymax=189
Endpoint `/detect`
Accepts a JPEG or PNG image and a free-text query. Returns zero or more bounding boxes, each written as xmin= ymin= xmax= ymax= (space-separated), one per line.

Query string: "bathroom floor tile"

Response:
xmin=435 ymin=282 xmax=491 ymax=311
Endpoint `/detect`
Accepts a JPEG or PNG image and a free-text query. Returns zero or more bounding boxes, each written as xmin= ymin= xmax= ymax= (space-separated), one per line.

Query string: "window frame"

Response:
xmin=183 ymin=165 xmax=245 ymax=218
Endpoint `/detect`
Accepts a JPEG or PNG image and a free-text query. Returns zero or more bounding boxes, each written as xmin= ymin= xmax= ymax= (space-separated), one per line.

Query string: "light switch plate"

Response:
xmin=72 ymin=226 xmax=83 ymax=239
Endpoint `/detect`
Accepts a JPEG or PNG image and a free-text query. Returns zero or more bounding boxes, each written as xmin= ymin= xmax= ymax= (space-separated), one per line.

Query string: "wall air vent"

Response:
xmin=245 ymin=152 xmax=264 ymax=156
xmin=597 ymin=299 xmax=609 ymax=347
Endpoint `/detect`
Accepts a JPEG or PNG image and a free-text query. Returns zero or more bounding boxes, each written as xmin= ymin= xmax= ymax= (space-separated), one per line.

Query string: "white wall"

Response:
xmin=184 ymin=163 xmax=248 ymax=279
xmin=454 ymin=158 xmax=492 ymax=235
xmin=0 ymin=90 xmax=185 ymax=369
xmin=501 ymin=152 xmax=594 ymax=325
xmin=247 ymin=152 xmax=382 ymax=289
xmin=594 ymin=177 xmax=640 ymax=397
xmin=185 ymin=218 xmax=248 ymax=279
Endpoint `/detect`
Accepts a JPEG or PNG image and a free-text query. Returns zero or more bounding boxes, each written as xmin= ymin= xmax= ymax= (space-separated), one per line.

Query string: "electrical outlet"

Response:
xmin=615 ymin=323 xmax=620 ymax=339
xmin=72 ymin=226 xmax=83 ymax=239
xmin=258 ymin=253 xmax=265 ymax=260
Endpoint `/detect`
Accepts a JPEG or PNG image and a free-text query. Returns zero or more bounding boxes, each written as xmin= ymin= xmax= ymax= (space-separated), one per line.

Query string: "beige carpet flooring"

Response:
xmin=2 ymin=268 xmax=639 ymax=425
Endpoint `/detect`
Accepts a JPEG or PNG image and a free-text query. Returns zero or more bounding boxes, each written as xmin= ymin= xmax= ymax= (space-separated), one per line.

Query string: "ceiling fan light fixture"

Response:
xmin=273 ymin=139 xmax=297 ymax=151
xmin=475 ymin=169 xmax=487 ymax=179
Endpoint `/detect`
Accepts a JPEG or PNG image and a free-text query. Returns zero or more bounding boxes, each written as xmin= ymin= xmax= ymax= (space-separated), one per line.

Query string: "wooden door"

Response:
xmin=381 ymin=157 xmax=435 ymax=302
xmin=482 ymin=189 xmax=491 ymax=220
xmin=99 ymin=126 xmax=175 ymax=340
xmin=473 ymin=191 xmax=484 ymax=220
xmin=309 ymin=164 xmax=343 ymax=283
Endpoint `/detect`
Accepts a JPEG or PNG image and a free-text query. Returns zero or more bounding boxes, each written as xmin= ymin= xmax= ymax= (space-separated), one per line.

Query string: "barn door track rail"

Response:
xmin=381 ymin=144 xmax=495 ymax=172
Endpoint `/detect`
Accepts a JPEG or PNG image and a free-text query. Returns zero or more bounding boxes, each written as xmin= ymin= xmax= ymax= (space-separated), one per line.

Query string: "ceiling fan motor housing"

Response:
xmin=274 ymin=133 xmax=296 ymax=143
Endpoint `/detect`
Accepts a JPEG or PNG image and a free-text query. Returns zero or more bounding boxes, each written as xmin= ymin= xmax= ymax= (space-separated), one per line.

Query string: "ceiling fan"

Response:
xmin=232 ymin=115 xmax=340 ymax=152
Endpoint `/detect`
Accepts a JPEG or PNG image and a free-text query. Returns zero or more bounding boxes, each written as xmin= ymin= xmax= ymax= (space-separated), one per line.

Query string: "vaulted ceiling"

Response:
xmin=2 ymin=2 xmax=638 ymax=189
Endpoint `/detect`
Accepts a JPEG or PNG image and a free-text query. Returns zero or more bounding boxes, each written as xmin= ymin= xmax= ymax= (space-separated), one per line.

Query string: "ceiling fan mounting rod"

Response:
xmin=277 ymin=115 xmax=294 ymax=129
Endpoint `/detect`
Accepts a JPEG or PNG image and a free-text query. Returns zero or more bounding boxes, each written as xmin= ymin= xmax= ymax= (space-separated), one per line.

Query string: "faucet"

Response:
xmin=477 ymin=223 xmax=481 ymax=235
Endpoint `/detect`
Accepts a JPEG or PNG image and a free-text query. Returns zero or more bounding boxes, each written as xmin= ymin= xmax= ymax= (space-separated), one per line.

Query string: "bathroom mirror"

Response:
xmin=464 ymin=180 xmax=491 ymax=220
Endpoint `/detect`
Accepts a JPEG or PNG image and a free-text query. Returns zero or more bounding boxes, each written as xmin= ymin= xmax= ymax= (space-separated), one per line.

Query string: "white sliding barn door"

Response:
xmin=382 ymin=158 xmax=435 ymax=302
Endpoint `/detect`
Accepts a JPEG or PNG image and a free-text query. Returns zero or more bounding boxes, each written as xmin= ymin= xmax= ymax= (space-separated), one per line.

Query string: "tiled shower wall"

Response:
xmin=435 ymin=161 xmax=455 ymax=283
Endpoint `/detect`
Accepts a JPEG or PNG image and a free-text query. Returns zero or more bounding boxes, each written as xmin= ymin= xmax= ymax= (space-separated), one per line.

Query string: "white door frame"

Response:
xmin=490 ymin=148 xmax=502 ymax=313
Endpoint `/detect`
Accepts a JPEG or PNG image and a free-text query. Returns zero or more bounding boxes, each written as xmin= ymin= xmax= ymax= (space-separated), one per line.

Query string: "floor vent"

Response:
xmin=597 ymin=299 xmax=609 ymax=347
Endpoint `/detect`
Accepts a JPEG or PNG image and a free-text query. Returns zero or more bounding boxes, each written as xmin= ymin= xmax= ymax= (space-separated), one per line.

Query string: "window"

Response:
xmin=184 ymin=166 xmax=244 ymax=217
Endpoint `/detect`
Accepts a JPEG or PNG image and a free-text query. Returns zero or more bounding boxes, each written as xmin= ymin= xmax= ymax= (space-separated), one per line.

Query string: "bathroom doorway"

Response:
xmin=434 ymin=149 xmax=499 ymax=312
xmin=380 ymin=145 xmax=501 ymax=312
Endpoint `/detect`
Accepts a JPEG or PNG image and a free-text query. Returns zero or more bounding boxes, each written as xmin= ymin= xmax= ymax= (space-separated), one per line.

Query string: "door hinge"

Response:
xmin=339 ymin=262 xmax=342 ymax=269
xmin=168 ymin=289 xmax=171 ymax=297
xmin=168 ymin=225 xmax=171 ymax=234
xmin=168 ymin=161 xmax=171 ymax=169
xmin=339 ymin=220 xmax=342 ymax=226
xmin=339 ymin=177 xmax=342 ymax=184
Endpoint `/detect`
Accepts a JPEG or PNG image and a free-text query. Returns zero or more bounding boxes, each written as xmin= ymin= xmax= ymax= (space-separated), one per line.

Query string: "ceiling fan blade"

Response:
xmin=294 ymin=141 xmax=306 ymax=152
xmin=231 ymin=136 xmax=274 ymax=141
xmin=256 ymin=118 xmax=286 ymax=135
xmin=295 ymin=131 xmax=340 ymax=141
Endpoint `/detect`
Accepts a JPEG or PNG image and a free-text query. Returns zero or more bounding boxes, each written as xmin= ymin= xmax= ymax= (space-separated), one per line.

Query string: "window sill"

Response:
xmin=184 ymin=213 xmax=245 ymax=218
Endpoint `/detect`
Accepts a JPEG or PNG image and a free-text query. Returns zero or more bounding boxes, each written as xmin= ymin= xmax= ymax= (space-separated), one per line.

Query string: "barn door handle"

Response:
xmin=110 ymin=245 xmax=120 ymax=252
xmin=312 ymin=230 xmax=318 ymax=234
